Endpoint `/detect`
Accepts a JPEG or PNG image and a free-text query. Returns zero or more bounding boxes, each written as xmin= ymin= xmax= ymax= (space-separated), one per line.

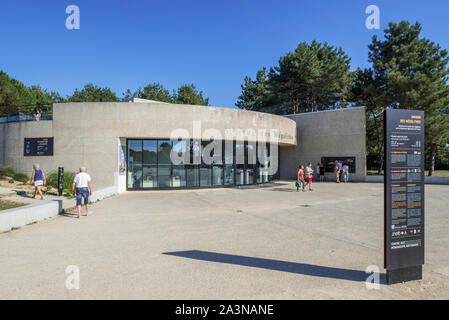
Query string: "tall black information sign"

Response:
xmin=384 ymin=109 xmax=424 ymax=284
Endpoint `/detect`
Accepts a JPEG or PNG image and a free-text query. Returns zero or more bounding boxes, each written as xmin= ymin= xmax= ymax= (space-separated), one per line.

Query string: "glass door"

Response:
xmin=128 ymin=140 xmax=143 ymax=189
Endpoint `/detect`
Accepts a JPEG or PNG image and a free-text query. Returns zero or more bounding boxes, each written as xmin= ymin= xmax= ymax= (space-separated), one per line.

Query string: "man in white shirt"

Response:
xmin=72 ymin=167 xmax=93 ymax=218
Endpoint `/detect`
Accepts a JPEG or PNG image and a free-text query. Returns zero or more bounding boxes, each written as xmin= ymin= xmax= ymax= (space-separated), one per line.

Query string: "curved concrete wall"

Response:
xmin=1 ymin=102 xmax=297 ymax=190
xmin=52 ymin=102 xmax=297 ymax=144
xmin=1 ymin=103 xmax=367 ymax=189
xmin=52 ymin=102 xmax=296 ymax=189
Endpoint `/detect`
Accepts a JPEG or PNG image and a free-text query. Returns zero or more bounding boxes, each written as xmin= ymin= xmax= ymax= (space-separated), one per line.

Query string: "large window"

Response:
xmin=172 ymin=140 xmax=187 ymax=187
xmin=143 ymin=140 xmax=157 ymax=188
xmin=158 ymin=140 xmax=172 ymax=188
xmin=127 ymin=139 xmax=279 ymax=190
xmin=128 ymin=140 xmax=143 ymax=189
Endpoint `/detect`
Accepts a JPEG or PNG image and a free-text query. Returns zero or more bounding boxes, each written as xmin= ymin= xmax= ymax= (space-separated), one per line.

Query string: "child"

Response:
xmin=297 ymin=165 xmax=305 ymax=192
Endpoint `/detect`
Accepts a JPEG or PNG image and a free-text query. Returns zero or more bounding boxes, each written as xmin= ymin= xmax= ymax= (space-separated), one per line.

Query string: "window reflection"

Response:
xmin=186 ymin=165 xmax=199 ymax=187
xmin=128 ymin=140 xmax=142 ymax=189
xmin=127 ymin=138 xmax=277 ymax=189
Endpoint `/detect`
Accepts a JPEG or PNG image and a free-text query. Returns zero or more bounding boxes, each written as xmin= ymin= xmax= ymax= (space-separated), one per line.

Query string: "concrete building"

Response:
xmin=0 ymin=100 xmax=366 ymax=196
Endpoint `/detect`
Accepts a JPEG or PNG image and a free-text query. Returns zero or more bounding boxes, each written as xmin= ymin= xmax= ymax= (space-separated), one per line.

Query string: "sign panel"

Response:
xmin=384 ymin=109 xmax=424 ymax=270
xmin=119 ymin=145 xmax=126 ymax=176
xmin=24 ymin=137 xmax=54 ymax=156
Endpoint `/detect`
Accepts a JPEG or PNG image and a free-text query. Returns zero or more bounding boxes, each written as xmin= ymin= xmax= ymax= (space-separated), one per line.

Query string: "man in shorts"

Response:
xmin=72 ymin=167 xmax=93 ymax=218
xmin=303 ymin=163 xmax=314 ymax=191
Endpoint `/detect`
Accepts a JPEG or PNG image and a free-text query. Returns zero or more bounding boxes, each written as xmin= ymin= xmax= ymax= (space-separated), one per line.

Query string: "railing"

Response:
xmin=0 ymin=104 xmax=53 ymax=123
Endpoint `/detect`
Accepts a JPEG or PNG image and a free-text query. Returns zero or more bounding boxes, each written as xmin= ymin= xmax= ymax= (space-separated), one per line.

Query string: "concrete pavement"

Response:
xmin=0 ymin=181 xmax=448 ymax=299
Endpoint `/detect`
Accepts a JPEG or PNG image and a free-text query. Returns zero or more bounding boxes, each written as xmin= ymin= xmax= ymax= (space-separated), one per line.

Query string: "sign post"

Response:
xmin=384 ymin=109 xmax=425 ymax=284
xmin=58 ymin=167 xmax=64 ymax=197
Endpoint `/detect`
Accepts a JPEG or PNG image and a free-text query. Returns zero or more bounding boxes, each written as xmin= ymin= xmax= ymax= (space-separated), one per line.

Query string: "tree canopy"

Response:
xmin=1 ymin=71 xmax=210 ymax=109
xmin=123 ymin=83 xmax=209 ymax=106
xmin=350 ymin=21 xmax=449 ymax=175
xmin=173 ymin=84 xmax=209 ymax=106
xmin=0 ymin=71 xmax=64 ymax=113
xmin=236 ymin=40 xmax=352 ymax=114
xmin=68 ymin=84 xmax=119 ymax=102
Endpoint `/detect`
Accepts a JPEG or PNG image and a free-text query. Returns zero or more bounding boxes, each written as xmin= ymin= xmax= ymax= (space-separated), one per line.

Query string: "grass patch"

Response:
xmin=0 ymin=167 xmax=16 ymax=179
xmin=425 ymin=170 xmax=449 ymax=177
xmin=367 ymin=169 xmax=449 ymax=177
xmin=0 ymin=166 xmax=30 ymax=183
xmin=0 ymin=200 xmax=26 ymax=211
xmin=12 ymin=172 xmax=29 ymax=183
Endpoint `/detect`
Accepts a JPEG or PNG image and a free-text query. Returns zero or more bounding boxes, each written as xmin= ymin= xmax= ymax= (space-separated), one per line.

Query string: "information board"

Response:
xmin=384 ymin=109 xmax=424 ymax=272
xmin=24 ymin=137 xmax=54 ymax=156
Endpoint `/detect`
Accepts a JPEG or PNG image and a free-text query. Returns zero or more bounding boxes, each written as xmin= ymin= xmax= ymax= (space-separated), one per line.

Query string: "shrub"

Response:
xmin=46 ymin=171 xmax=76 ymax=190
xmin=0 ymin=167 xmax=16 ymax=179
xmin=12 ymin=172 xmax=29 ymax=183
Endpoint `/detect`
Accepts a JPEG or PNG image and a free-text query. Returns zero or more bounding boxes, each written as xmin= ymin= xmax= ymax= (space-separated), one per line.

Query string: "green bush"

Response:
xmin=46 ymin=171 xmax=76 ymax=190
xmin=0 ymin=167 xmax=16 ymax=179
xmin=12 ymin=172 xmax=29 ymax=183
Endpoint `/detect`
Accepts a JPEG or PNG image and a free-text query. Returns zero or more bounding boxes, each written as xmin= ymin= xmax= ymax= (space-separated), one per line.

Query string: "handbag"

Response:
xmin=295 ymin=181 xmax=302 ymax=188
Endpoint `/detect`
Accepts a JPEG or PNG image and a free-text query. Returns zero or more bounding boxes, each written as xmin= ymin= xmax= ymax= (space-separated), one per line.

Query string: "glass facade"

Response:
xmin=127 ymin=139 xmax=279 ymax=190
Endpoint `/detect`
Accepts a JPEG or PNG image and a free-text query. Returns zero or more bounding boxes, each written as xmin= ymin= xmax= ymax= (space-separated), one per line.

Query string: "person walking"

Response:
xmin=30 ymin=163 xmax=46 ymax=200
xmin=319 ymin=163 xmax=325 ymax=182
xmin=338 ymin=160 xmax=343 ymax=183
xmin=334 ymin=161 xmax=340 ymax=183
xmin=303 ymin=163 xmax=314 ymax=191
xmin=72 ymin=167 xmax=93 ymax=218
xmin=342 ymin=162 xmax=350 ymax=183
xmin=297 ymin=165 xmax=305 ymax=192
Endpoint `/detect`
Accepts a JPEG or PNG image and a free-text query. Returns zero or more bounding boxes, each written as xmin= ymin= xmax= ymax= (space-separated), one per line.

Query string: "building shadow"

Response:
xmin=163 ymin=250 xmax=386 ymax=284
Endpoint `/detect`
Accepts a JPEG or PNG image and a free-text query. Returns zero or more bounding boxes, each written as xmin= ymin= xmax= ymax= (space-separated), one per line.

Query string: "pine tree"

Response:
xmin=365 ymin=21 xmax=449 ymax=176
xmin=236 ymin=41 xmax=352 ymax=114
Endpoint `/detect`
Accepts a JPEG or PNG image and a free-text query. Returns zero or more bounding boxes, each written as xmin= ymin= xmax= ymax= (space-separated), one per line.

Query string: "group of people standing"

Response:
xmin=296 ymin=160 xmax=350 ymax=191
xmin=333 ymin=160 xmax=350 ymax=183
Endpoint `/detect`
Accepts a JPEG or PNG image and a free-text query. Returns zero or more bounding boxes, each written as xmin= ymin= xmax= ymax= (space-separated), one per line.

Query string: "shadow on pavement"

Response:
xmin=13 ymin=189 xmax=33 ymax=198
xmin=267 ymin=187 xmax=296 ymax=192
xmin=59 ymin=211 xmax=78 ymax=218
xmin=163 ymin=250 xmax=386 ymax=284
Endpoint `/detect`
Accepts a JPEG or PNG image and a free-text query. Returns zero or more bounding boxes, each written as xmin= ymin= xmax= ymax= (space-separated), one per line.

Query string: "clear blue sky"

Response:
xmin=1 ymin=0 xmax=448 ymax=107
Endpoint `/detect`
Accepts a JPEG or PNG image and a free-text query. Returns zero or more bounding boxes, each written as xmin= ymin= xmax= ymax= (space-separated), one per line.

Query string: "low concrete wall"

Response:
xmin=365 ymin=175 xmax=449 ymax=185
xmin=0 ymin=200 xmax=62 ymax=233
xmin=90 ymin=185 xmax=118 ymax=202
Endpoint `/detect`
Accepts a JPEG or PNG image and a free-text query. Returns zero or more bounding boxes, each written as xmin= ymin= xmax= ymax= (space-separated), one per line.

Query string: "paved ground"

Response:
xmin=0 ymin=181 xmax=448 ymax=299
